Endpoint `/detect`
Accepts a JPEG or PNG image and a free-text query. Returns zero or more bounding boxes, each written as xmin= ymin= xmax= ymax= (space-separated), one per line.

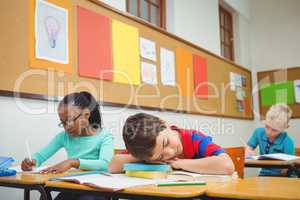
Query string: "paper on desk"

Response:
xmin=55 ymin=173 xmax=160 ymax=191
xmin=10 ymin=165 xmax=50 ymax=173
xmin=168 ymin=170 xmax=236 ymax=182
xmin=247 ymin=153 xmax=300 ymax=161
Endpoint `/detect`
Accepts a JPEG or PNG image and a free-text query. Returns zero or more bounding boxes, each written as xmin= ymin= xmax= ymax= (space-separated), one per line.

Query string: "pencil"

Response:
xmin=25 ymin=139 xmax=32 ymax=162
xmin=157 ymin=181 xmax=206 ymax=187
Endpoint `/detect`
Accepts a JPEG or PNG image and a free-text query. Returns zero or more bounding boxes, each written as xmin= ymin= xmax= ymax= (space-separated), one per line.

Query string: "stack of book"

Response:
xmin=123 ymin=163 xmax=172 ymax=179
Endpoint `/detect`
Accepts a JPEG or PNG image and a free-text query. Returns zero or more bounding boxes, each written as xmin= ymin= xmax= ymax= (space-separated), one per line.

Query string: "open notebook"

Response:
xmin=52 ymin=172 xmax=160 ymax=191
xmin=248 ymin=153 xmax=300 ymax=161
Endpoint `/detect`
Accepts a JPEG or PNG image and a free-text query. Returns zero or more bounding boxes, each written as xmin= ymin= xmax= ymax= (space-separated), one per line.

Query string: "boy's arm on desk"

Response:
xmin=167 ymin=153 xmax=235 ymax=175
xmin=108 ymin=154 xmax=140 ymax=173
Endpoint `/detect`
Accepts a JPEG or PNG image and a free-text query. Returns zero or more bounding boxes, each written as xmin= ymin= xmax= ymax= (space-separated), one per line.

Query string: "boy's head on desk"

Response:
xmin=263 ymin=103 xmax=292 ymax=139
xmin=123 ymin=113 xmax=183 ymax=162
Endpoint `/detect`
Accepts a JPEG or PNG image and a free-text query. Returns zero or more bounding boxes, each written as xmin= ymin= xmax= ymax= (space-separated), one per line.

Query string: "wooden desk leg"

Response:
xmin=24 ymin=189 xmax=30 ymax=200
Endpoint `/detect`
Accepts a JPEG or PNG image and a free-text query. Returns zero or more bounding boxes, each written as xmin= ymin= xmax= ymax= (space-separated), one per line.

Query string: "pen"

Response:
xmin=99 ymin=171 xmax=112 ymax=176
xmin=157 ymin=181 xmax=206 ymax=187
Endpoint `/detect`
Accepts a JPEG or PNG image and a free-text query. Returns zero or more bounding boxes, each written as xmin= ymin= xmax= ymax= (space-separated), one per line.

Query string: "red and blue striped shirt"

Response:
xmin=171 ymin=126 xmax=225 ymax=158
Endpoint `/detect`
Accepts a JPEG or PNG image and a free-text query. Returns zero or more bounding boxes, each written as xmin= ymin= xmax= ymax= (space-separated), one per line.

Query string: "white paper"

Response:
xmin=10 ymin=165 xmax=50 ymax=173
xmin=294 ymin=80 xmax=300 ymax=103
xmin=170 ymin=170 xmax=235 ymax=180
xmin=140 ymin=37 xmax=156 ymax=61
xmin=235 ymin=87 xmax=244 ymax=100
xmin=56 ymin=173 xmax=159 ymax=191
xmin=160 ymin=48 xmax=176 ymax=86
xmin=248 ymin=153 xmax=300 ymax=161
xmin=230 ymin=72 xmax=236 ymax=91
xmin=35 ymin=0 xmax=69 ymax=64
xmin=141 ymin=62 xmax=157 ymax=85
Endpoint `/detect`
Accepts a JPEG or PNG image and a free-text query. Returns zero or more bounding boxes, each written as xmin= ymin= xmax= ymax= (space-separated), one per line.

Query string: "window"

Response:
xmin=219 ymin=5 xmax=234 ymax=61
xmin=127 ymin=0 xmax=166 ymax=28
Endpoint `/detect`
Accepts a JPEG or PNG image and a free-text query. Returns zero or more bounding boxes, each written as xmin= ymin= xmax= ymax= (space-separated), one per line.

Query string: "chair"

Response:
xmin=224 ymin=146 xmax=245 ymax=178
xmin=295 ymin=148 xmax=300 ymax=156
xmin=114 ymin=149 xmax=127 ymax=155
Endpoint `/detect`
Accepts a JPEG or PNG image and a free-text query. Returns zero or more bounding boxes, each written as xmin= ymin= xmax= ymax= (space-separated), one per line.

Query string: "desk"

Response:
xmin=45 ymin=180 xmax=222 ymax=200
xmin=245 ymin=159 xmax=292 ymax=168
xmin=205 ymin=177 xmax=300 ymax=200
xmin=0 ymin=170 xmax=81 ymax=200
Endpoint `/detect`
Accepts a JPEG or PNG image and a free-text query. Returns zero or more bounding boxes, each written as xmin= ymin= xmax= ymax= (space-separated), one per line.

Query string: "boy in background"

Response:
xmin=245 ymin=104 xmax=294 ymax=176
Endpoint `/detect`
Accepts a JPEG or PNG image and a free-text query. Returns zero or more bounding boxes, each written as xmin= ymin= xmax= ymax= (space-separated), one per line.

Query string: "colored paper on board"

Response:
xmin=140 ymin=37 xmax=156 ymax=61
xmin=160 ymin=48 xmax=175 ymax=86
xmin=175 ymin=48 xmax=194 ymax=96
xmin=260 ymin=81 xmax=295 ymax=106
xmin=77 ymin=6 xmax=112 ymax=80
xmin=244 ymin=97 xmax=251 ymax=115
xmin=273 ymin=81 xmax=295 ymax=104
xmin=112 ymin=20 xmax=140 ymax=85
xmin=29 ymin=0 xmax=73 ymax=73
xmin=294 ymin=80 xmax=300 ymax=103
xmin=35 ymin=0 xmax=68 ymax=64
xmin=193 ymin=54 xmax=208 ymax=98
xmin=141 ymin=62 xmax=157 ymax=85
xmin=260 ymin=84 xmax=275 ymax=106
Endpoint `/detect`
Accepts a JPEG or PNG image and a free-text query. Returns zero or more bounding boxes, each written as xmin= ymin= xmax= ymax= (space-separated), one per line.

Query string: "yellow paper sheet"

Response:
xmin=112 ymin=20 xmax=140 ymax=85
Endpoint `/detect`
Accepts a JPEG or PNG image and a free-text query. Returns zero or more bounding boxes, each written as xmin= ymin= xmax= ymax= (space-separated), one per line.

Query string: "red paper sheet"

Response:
xmin=77 ymin=6 xmax=112 ymax=80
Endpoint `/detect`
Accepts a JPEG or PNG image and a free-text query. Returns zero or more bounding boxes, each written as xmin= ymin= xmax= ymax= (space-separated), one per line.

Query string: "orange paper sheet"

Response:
xmin=77 ymin=6 xmax=112 ymax=80
xmin=193 ymin=54 xmax=208 ymax=98
xmin=175 ymin=48 xmax=194 ymax=96
xmin=29 ymin=0 xmax=73 ymax=73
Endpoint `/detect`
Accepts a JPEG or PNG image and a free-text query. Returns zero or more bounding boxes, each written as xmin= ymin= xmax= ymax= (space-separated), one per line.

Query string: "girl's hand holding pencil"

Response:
xmin=21 ymin=158 xmax=36 ymax=171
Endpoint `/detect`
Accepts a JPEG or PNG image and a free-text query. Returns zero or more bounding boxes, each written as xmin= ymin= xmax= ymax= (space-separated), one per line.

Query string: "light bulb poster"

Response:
xmin=29 ymin=0 xmax=73 ymax=73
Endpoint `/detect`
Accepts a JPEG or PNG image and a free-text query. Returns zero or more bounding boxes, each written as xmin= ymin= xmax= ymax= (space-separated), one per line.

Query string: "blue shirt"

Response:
xmin=247 ymin=127 xmax=294 ymax=176
xmin=32 ymin=128 xmax=114 ymax=171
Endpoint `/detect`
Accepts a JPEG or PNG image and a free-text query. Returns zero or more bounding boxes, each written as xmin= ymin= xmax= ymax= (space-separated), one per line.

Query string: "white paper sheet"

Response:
xmin=141 ymin=62 xmax=157 ymax=85
xmin=35 ymin=0 xmax=69 ymax=64
xmin=160 ymin=48 xmax=176 ymax=86
xmin=56 ymin=173 xmax=159 ymax=191
xmin=294 ymin=80 xmax=300 ymax=103
xmin=248 ymin=153 xmax=300 ymax=161
xmin=140 ymin=37 xmax=156 ymax=61
xmin=10 ymin=165 xmax=50 ymax=173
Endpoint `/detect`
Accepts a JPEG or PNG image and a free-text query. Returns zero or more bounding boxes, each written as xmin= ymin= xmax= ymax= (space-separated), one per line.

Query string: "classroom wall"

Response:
xmin=249 ymin=0 xmax=300 ymax=144
xmin=4 ymin=0 xmax=300 ymax=199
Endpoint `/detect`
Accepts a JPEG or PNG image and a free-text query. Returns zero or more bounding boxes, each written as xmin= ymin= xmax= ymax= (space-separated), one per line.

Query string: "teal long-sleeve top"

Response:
xmin=32 ymin=128 xmax=114 ymax=171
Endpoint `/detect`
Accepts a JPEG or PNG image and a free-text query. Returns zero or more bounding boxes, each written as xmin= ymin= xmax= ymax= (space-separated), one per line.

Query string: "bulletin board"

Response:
xmin=0 ymin=0 xmax=253 ymax=120
xmin=257 ymin=67 xmax=300 ymax=119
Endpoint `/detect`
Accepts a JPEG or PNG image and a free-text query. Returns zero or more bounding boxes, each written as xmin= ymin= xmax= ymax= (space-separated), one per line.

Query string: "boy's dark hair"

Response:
xmin=60 ymin=91 xmax=101 ymax=129
xmin=123 ymin=113 xmax=166 ymax=160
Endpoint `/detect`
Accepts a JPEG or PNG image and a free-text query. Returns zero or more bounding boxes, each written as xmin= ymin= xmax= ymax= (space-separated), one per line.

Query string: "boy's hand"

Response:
xmin=21 ymin=158 xmax=36 ymax=171
xmin=245 ymin=147 xmax=256 ymax=158
xmin=166 ymin=158 xmax=185 ymax=169
xmin=41 ymin=159 xmax=78 ymax=174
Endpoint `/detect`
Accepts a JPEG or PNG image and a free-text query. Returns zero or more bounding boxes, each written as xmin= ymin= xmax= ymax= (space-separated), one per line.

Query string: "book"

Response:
xmin=125 ymin=170 xmax=168 ymax=179
xmin=0 ymin=157 xmax=14 ymax=169
xmin=123 ymin=163 xmax=171 ymax=172
xmin=52 ymin=172 xmax=159 ymax=191
xmin=248 ymin=153 xmax=300 ymax=161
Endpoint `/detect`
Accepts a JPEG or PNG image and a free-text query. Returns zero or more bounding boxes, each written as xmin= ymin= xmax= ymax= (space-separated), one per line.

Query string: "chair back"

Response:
xmin=295 ymin=148 xmax=300 ymax=156
xmin=224 ymin=146 xmax=245 ymax=178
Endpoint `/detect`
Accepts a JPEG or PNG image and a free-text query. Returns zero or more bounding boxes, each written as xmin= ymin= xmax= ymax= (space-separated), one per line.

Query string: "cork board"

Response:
xmin=0 ymin=0 xmax=253 ymax=120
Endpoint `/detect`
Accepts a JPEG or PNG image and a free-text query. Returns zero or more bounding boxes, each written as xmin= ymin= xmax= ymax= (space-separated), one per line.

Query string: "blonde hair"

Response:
xmin=264 ymin=104 xmax=292 ymax=131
